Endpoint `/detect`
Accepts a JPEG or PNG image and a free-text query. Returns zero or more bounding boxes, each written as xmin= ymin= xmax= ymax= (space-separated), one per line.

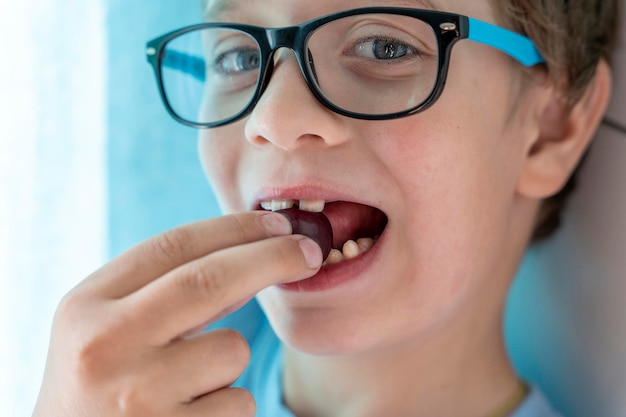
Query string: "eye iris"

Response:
xmin=218 ymin=49 xmax=260 ymax=73
xmin=373 ymin=41 xmax=407 ymax=59
xmin=238 ymin=50 xmax=259 ymax=70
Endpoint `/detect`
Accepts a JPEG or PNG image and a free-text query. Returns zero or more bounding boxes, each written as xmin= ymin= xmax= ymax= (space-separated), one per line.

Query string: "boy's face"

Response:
xmin=199 ymin=0 xmax=543 ymax=354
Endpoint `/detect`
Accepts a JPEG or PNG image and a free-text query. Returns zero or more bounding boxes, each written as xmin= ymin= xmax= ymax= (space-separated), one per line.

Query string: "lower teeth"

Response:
xmin=323 ymin=237 xmax=377 ymax=266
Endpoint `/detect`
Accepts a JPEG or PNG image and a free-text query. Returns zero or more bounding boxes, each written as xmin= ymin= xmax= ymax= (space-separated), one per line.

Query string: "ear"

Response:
xmin=516 ymin=60 xmax=612 ymax=199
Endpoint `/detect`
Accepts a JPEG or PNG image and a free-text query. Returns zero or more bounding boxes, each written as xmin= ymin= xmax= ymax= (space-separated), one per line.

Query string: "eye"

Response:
xmin=354 ymin=38 xmax=417 ymax=60
xmin=213 ymin=48 xmax=260 ymax=74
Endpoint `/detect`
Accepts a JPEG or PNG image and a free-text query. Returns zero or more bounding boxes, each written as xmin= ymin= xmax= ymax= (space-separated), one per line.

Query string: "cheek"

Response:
xmin=376 ymin=103 xmax=526 ymax=288
xmin=386 ymin=52 xmax=526 ymax=231
xmin=198 ymin=128 xmax=245 ymax=213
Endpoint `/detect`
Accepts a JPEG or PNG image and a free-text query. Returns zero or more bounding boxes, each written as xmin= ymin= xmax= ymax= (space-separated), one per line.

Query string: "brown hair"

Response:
xmin=489 ymin=0 xmax=622 ymax=241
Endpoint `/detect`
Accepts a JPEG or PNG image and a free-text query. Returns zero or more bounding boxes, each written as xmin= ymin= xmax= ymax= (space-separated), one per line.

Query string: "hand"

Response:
xmin=32 ymin=211 xmax=322 ymax=417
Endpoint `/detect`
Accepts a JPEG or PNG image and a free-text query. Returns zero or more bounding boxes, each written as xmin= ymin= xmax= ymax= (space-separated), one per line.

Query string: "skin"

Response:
xmin=33 ymin=0 xmax=611 ymax=416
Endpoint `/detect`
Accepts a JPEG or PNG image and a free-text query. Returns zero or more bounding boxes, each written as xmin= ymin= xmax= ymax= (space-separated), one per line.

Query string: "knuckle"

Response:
xmin=54 ymin=289 xmax=98 ymax=341
xmin=54 ymin=292 xmax=123 ymax=382
xmin=74 ymin=327 xmax=121 ymax=382
xmin=178 ymin=261 xmax=227 ymax=299
xmin=146 ymin=228 xmax=192 ymax=267
xmin=69 ymin=309 xmax=132 ymax=383
xmin=115 ymin=379 xmax=156 ymax=416
xmin=225 ymin=213 xmax=252 ymax=241
xmin=55 ymin=289 xmax=83 ymax=322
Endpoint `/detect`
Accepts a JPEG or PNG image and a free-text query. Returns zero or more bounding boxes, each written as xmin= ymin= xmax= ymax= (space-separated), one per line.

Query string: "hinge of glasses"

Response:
xmin=146 ymin=47 xmax=157 ymax=56
xmin=440 ymin=22 xmax=457 ymax=32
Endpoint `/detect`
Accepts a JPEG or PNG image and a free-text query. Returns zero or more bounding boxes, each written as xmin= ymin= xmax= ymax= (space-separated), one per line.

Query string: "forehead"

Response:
xmin=204 ymin=0 xmax=444 ymax=18
xmin=202 ymin=0 xmax=497 ymax=25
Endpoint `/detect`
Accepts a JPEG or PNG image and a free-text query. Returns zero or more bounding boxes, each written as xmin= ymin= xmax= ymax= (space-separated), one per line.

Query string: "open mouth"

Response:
xmin=259 ymin=199 xmax=388 ymax=266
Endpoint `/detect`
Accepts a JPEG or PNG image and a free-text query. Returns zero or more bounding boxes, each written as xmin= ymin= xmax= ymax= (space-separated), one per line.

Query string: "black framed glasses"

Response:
xmin=146 ymin=7 xmax=545 ymax=129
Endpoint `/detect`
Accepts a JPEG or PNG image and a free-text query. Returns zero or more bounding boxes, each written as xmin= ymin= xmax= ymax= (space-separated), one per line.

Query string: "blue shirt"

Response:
xmin=214 ymin=300 xmax=563 ymax=417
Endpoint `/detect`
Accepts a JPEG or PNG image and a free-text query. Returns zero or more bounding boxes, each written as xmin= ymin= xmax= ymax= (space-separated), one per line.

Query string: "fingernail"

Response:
xmin=259 ymin=212 xmax=293 ymax=236
xmin=298 ymin=237 xmax=323 ymax=269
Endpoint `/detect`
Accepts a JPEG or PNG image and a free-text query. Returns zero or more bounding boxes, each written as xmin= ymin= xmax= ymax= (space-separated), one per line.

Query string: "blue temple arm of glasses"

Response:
xmin=467 ymin=18 xmax=545 ymax=67
xmin=162 ymin=50 xmax=207 ymax=82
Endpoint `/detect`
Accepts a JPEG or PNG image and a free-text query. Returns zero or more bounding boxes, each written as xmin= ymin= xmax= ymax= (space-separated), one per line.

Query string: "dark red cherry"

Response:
xmin=277 ymin=208 xmax=333 ymax=259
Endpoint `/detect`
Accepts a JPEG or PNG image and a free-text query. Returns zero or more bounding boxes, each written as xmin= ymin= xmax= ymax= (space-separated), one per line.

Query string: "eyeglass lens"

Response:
xmin=160 ymin=14 xmax=440 ymax=125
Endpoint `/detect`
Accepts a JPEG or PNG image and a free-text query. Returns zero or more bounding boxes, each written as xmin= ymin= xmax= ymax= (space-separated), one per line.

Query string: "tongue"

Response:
xmin=322 ymin=202 xmax=387 ymax=249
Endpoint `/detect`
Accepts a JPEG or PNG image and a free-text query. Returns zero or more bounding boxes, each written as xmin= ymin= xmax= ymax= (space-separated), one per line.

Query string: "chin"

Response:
xmin=257 ymin=297 xmax=383 ymax=355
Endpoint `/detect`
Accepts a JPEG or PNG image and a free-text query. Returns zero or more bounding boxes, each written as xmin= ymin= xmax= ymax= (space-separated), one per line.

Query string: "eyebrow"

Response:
xmin=203 ymin=1 xmax=219 ymax=17
xmin=408 ymin=0 xmax=442 ymax=10
xmin=204 ymin=0 xmax=236 ymax=20
xmin=380 ymin=0 xmax=442 ymax=11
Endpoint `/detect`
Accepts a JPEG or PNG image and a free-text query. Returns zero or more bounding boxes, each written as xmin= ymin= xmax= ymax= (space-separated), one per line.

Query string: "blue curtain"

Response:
xmin=107 ymin=0 xmax=221 ymax=257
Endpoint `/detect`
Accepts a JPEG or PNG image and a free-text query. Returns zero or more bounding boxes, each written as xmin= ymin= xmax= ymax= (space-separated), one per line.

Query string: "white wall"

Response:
xmin=0 ymin=2 xmax=107 ymax=415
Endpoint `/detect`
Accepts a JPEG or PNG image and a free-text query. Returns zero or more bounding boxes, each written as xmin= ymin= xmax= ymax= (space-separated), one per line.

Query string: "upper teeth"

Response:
xmin=261 ymin=199 xmax=326 ymax=212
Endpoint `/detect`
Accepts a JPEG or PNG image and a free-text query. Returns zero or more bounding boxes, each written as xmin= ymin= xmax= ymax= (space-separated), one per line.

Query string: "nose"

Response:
xmin=244 ymin=49 xmax=350 ymax=150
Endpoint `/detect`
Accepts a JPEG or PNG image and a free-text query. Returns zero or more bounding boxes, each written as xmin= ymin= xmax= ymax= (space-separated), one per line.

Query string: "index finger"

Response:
xmin=80 ymin=211 xmax=293 ymax=299
xmin=123 ymin=234 xmax=323 ymax=343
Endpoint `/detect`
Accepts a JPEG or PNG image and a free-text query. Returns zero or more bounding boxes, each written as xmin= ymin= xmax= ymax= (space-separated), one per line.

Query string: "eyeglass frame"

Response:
xmin=146 ymin=7 xmax=545 ymax=129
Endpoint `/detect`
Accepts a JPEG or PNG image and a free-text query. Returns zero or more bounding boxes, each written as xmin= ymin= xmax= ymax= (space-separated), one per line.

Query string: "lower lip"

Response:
xmin=278 ymin=230 xmax=386 ymax=292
